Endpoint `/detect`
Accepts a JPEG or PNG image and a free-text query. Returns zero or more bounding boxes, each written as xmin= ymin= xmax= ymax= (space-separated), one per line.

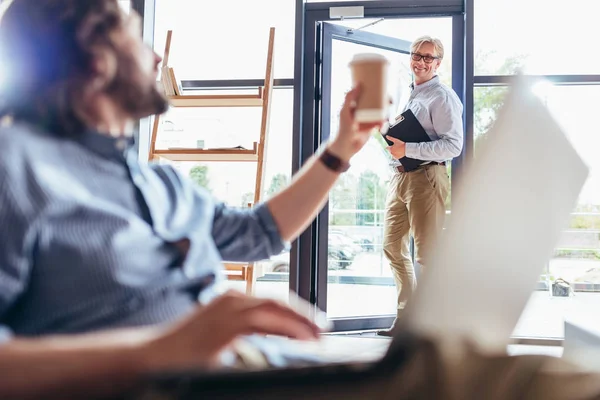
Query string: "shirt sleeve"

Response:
xmin=149 ymin=163 xmax=287 ymax=264
xmin=405 ymin=90 xmax=464 ymax=161
xmin=212 ymin=202 xmax=288 ymax=262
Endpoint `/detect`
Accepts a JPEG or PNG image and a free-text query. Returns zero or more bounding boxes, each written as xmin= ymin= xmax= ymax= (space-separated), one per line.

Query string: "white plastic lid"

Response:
xmin=349 ymin=53 xmax=389 ymax=64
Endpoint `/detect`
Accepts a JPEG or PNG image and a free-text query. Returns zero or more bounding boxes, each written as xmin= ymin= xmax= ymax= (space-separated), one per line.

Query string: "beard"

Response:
xmin=105 ymin=50 xmax=169 ymax=119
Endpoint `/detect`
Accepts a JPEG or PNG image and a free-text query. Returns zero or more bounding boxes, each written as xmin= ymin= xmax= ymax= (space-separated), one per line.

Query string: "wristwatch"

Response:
xmin=319 ymin=147 xmax=350 ymax=173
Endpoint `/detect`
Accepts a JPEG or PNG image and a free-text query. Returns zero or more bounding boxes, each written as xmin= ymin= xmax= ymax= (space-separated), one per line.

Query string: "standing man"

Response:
xmin=378 ymin=36 xmax=463 ymax=336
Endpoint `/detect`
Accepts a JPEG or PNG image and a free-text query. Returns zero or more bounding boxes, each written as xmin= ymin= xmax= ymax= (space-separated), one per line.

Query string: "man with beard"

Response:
xmin=0 ymin=0 xmax=381 ymax=398
xmin=4 ymin=2 xmax=600 ymax=400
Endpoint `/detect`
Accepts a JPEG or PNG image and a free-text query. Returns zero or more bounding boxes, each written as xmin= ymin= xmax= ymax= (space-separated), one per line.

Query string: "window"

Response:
xmin=474 ymin=0 xmax=600 ymax=339
xmin=516 ymin=84 xmax=600 ymax=338
xmin=473 ymin=86 xmax=508 ymax=150
xmin=475 ymin=0 xmax=600 ymax=75
xmin=474 ymin=82 xmax=600 ymax=338
xmin=152 ymin=1 xmax=296 ymax=299
xmin=156 ymin=89 xmax=293 ymax=205
xmin=154 ymin=0 xmax=295 ymax=80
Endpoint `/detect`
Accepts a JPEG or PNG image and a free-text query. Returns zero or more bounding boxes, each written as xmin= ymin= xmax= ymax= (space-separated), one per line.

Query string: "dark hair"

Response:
xmin=0 ymin=0 xmax=126 ymax=136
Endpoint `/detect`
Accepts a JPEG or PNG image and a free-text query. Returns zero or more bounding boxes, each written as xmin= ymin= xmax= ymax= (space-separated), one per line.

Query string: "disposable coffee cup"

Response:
xmin=349 ymin=53 xmax=389 ymax=123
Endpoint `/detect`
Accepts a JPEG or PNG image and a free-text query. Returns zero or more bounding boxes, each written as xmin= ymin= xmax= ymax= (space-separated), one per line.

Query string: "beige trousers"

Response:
xmin=383 ymin=164 xmax=450 ymax=310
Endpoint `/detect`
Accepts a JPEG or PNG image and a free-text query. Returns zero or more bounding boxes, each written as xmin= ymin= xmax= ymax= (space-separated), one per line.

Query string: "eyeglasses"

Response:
xmin=410 ymin=52 xmax=440 ymax=64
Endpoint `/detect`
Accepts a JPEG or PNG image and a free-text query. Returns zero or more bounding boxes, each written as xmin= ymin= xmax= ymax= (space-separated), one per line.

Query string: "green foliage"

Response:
xmin=473 ymin=52 xmax=528 ymax=152
xmin=267 ymin=173 xmax=290 ymax=196
xmin=189 ymin=165 xmax=210 ymax=192
xmin=555 ymin=205 xmax=600 ymax=259
xmin=476 ymin=50 xmax=527 ymax=76
xmin=330 ymin=174 xmax=357 ymax=226
xmin=570 ymin=205 xmax=600 ymax=230
xmin=570 ymin=217 xmax=587 ymax=229
xmin=240 ymin=192 xmax=254 ymax=208
xmin=329 ymin=171 xmax=389 ymax=227
xmin=555 ymin=249 xmax=600 ymax=260
xmin=356 ymin=171 xmax=387 ymax=226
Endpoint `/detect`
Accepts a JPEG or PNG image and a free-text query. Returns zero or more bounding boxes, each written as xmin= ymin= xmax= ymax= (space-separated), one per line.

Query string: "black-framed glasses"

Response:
xmin=410 ymin=52 xmax=439 ymax=64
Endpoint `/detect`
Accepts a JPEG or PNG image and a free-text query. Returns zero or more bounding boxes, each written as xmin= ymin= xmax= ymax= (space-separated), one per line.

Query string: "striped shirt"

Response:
xmin=0 ymin=123 xmax=286 ymax=339
xmin=391 ymin=75 xmax=464 ymax=166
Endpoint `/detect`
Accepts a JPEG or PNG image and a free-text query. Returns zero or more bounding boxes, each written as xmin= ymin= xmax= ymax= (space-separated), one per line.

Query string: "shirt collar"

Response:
xmin=75 ymin=129 xmax=135 ymax=161
xmin=410 ymin=75 xmax=440 ymax=93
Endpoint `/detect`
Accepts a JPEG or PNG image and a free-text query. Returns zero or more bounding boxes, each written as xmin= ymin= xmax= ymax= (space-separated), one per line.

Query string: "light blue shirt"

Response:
xmin=392 ymin=75 xmax=464 ymax=166
xmin=0 ymin=122 xmax=286 ymax=338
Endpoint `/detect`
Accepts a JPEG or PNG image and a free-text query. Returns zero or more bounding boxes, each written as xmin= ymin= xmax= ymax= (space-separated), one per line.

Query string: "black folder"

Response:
xmin=383 ymin=109 xmax=431 ymax=172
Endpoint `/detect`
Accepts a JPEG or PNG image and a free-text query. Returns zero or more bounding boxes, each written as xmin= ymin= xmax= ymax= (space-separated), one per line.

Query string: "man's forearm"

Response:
xmin=267 ymin=147 xmax=341 ymax=242
xmin=405 ymin=137 xmax=463 ymax=161
xmin=0 ymin=329 xmax=156 ymax=399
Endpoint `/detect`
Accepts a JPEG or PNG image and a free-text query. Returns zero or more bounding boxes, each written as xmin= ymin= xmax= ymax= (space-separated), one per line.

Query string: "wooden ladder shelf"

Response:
xmin=168 ymin=88 xmax=264 ymax=108
xmin=148 ymin=28 xmax=276 ymax=295
xmin=153 ymin=142 xmax=259 ymax=163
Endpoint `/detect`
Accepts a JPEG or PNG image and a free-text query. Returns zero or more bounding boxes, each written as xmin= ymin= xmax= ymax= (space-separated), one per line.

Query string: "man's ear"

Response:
xmin=434 ymin=59 xmax=442 ymax=73
xmin=89 ymin=47 xmax=118 ymax=91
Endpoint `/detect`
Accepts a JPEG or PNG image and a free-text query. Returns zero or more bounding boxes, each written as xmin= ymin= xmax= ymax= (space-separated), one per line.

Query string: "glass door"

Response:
xmin=314 ymin=18 xmax=457 ymax=330
xmin=315 ymin=22 xmax=413 ymax=328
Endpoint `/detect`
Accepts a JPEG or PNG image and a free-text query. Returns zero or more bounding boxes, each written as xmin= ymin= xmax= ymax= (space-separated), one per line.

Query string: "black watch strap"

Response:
xmin=319 ymin=148 xmax=350 ymax=173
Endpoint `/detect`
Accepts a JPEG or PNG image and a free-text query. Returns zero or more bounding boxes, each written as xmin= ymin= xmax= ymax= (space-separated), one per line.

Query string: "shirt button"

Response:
xmin=127 ymin=296 xmax=143 ymax=311
xmin=116 ymin=139 xmax=127 ymax=151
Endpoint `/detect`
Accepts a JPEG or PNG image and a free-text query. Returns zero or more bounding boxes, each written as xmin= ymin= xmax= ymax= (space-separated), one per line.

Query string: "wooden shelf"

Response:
xmin=168 ymin=88 xmax=263 ymax=108
xmin=149 ymin=28 xmax=276 ymax=295
xmin=223 ymin=263 xmax=252 ymax=281
xmin=154 ymin=143 xmax=259 ymax=162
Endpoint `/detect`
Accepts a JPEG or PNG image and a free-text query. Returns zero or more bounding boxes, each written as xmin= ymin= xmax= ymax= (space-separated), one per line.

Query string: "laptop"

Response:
xmin=141 ymin=74 xmax=589 ymax=396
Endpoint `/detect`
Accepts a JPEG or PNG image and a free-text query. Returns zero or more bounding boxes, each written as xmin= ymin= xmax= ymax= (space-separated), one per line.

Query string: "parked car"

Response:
xmin=329 ymin=231 xmax=363 ymax=256
xmin=330 ymin=230 xmax=376 ymax=252
xmin=269 ymin=252 xmax=291 ymax=273
xmin=264 ymin=234 xmax=358 ymax=273
xmin=327 ymin=245 xmax=354 ymax=269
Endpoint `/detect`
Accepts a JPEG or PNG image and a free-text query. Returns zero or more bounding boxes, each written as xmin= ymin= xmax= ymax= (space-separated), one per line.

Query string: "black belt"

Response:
xmin=396 ymin=162 xmax=445 ymax=173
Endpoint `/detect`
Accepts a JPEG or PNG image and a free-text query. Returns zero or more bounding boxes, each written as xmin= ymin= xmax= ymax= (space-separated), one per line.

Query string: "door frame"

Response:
xmin=292 ymin=1 xmax=467 ymax=332
xmin=316 ymin=22 xmax=413 ymax=326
